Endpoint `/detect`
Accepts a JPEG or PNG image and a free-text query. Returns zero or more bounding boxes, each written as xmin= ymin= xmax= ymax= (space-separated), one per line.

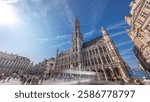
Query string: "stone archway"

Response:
xmin=113 ymin=67 xmax=122 ymax=78
xmin=97 ymin=69 xmax=105 ymax=80
xmin=105 ymin=68 xmax=113 ymax=81
xmin=88 ymin=68 xmax=99 ymax=80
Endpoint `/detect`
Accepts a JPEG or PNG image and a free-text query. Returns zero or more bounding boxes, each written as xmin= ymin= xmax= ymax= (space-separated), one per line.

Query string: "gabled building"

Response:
xmin=125 ymin=0 xmax=150 ymax=72
xmin=54 ymin=17 xmax=130 ymax=81
xmin=0 ymin=51 xmax=30 ymax=74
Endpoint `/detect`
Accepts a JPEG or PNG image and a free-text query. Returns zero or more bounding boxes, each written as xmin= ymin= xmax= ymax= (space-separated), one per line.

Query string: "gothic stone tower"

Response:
xmin=54 ymin=17 xmax=130 ymax=82
xmin=72 ymin=17 xmax=83 ymax=68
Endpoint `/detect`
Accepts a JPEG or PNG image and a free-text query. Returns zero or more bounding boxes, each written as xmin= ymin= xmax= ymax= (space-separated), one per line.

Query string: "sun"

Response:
xmin=0 ymin=2 xmax=17 ymax=25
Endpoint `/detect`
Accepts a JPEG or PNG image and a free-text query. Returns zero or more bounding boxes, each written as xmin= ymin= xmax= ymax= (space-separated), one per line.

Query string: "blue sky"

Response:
xmin=0 ymin=0 xmax=138 ymax=67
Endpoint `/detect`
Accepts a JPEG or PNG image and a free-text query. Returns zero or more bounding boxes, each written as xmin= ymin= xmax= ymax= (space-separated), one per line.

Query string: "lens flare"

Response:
xmin=0 ymin=2 xmax=17 ymax=25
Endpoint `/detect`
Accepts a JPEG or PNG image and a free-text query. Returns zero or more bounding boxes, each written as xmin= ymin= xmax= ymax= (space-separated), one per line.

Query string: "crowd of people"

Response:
xmin=0 ymin=73 xmax=50 ymax=85
xmin=0 ymin=72 xmax=149 ymax=85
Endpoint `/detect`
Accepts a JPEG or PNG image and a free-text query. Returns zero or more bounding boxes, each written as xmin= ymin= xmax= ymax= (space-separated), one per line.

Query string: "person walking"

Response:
xmin=26 ymin=75 xmax=32 ymax=85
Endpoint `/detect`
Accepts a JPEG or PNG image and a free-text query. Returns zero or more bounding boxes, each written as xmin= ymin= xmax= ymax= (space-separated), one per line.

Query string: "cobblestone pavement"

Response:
xmin=0 ymin=79 xmax=120 ymax=85
xmin=0 ymin=79 xmax=21 ymax=85
xmin=0 ymin=79 xmax=75 ymax=85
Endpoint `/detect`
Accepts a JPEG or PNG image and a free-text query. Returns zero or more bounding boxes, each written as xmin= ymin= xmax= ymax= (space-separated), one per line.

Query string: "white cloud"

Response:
xmin=50 ymin=41 xmax=70 ymax=48
xmin=4 ymin=0 xmax=51 ymax=20
xmin=84 ymin=30 xmax=95 ymax=36
xmin=1 ymin=0 xmax=19 ymax=4
xmin=106 ymin=20 xmax=127 ymax=31
xmin=39 ymin=5 xmax=51 ymax=18
xmin=37 ymin=38 xmax=50 ymax=43
xmin=56 ymin=35 xmax=71 ymax=39
xmin=30 ymin=0 xmax=52 ymax=18
xmin=110 ymin=30 xmax=127 ymax=37
xmin=90 ymin=0 xmax=109 ymax=29
xmin=36 ymin=34 xmax=71 ymax=43
xmin=116 ymin=40 xmax=132 ymax=47
xmin=122 ymin=54 xmax=134 ymax=60
xmin=31 ymin=0 xmax=42 ymax=2
xmin=51 ymin=0 xmax=74 ymax=27
xmin=2 ymin=0 xmax=75 ymax=29
xmin=115 ymin=25 xmax=127 ymax=30
xmin=120 ymin=47 xmax=133 ymax=55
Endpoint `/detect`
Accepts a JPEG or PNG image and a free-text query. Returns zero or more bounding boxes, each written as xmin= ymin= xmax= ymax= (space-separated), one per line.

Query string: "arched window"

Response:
xmin=91 ymin=59 xmax=94 ymax=65
xmin=103 ymin=46 xmax=106 ymax=52
xmin=102 ymin=56 xmax=106 ymax=64
xmin=106 ymin=55 xmax=111 ymax=63
xmin=97 ymin=57 xmax=101 ymax=64
xmin=87 ymin=60 xmax=90 ymax=66
xmin=92 ymin=50 xmax=95 ymax=55
xmin=94 ymin=58 xmax=98 ymax=64
xmin=95 ymin=49 xmax=98 ymax=54
xmin=99 ymin=47 xmax=103 ymax=53
xmin=105 ymin=68 xmax=113 ymax=81
xmin=90 ymin=50 xmax=92 ymax=55
xmin=85 ymin=62 xmax=87 ymax=66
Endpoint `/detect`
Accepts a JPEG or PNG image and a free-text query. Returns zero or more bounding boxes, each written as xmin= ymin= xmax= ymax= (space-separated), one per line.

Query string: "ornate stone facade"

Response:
xmin=0 ymin=51 xmax=30 ymax=74
xmin=125 ymin=0 xmax=150 ymax=72
xmin=46 ymin=58 xmax=55 ymax=75
xmin=26 ymin=58 xmax=55 ymax=75
xmin=54 ymin=17 xmax=129 ymax=81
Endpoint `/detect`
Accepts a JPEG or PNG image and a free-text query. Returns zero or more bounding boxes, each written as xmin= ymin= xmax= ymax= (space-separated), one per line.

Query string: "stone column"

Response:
xmin=0 ymin=59 xmax=5 ymax=67
xmin=22 ymin=62 xmax=27 ymax=73
xmin=104 ymin=55 xmax=109 ymax=63
xmin=8 ymin=61 xmax=16 ymax=73
xmin=92 ymin=49 xmax=97 ymax=65
xmin=23 ymin=63 xmax=29 ymax=73
xmin=95 ymin=68 xmax=100 ymax=80
xmin=102 ymin=65 xmax=108 ymax=81
xmin=106 ymin=47 xmax=113 ymax=63
xmin=97 ymin=47 xmax=103 ymax=64
xmin=5 ymin=60 xmax=11 ymax=68
xmin=0 ymin=59 xmax=7 ymax=68
xmin=0 ymin=58 xmax=3 ymax=65
xmin=14 ymin=61 xmax=21 ymax=72
xmin=7 ymin=60 xmax=13 ymax=74
xmin=95 ymin=47 xmax=100 ymax=65
xmin=12 ymin=61 xmax=20 ymax=73
xmin=5 ymin=60 xmax=12 ymax=73
xmin=87 ymin=49 xmax=92 ymax=66
xmin=102 ymin=46 xmax=108 ymax=64
xmin=17 ymin=62 xmax=24 ymax=73
xmin=7 ymin=60 xmax=13 ymax=68
xmin=7 ymin=60 xmax=14 ymax=74
xmin=3 ymin=60 xmax=10 ymax=73
xmin=16 ymin=61 xmax=23 ymax=73
xmin=0 ymin=59 xmax=3 ymax=66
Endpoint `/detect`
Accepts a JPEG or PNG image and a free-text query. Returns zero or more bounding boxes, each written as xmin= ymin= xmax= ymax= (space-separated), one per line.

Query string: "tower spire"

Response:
xmin=75 ymin=16 xmax=79 ymax=25
xmin=72 ymin=17 xmax=83 ymax=68
xmin=72 ymin=17 xmax=83 ymax=53
xmin=75 ymin=16 xmax=80 ymax=29
xmin=101 ymin=26 xmax=108 ymax=35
